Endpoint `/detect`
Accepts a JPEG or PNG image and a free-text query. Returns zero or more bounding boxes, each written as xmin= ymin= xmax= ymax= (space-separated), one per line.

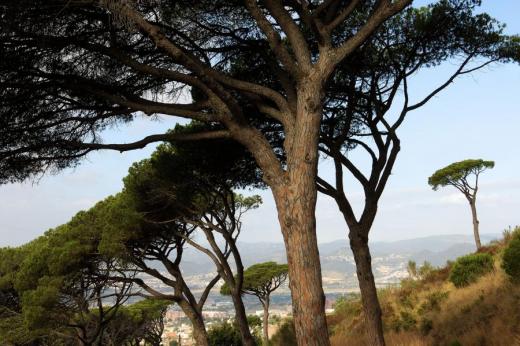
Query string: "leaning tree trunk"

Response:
xmin=261 ymin=298 xmax=270 ymax=345
xmin=178 ymin=301 xmax=209 ymax=346
xmin=469 ymin=199 xmax=482 ymax=250
xmin=335 ymin=191 xmax=387 ymax=345
xmin=190 ymin=315 xmax=209 ymax=346
xmin=230 ymin=291 xmax=257 ymax=346
xmin=349 ymin=229 xmax=386 ymax=346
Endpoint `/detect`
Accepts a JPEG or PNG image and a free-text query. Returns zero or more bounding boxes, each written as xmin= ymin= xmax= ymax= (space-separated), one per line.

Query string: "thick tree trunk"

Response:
xmin=262 ymin=298 xmax=270 ymax=344
xmin=230 ymin=291 xmax=257 ymax=346
xmin=191 ymin=321 xmax=209 ymax=346
xmin=350 ymin=229 xmax=386 ymax=346
xmin=273 ymin=161 xmax=329 ymax=344
xmin=179 ymin=302 xmax=209 ymax=346
xmin=469 ymin=200 xmax=482 ymax=250
xmin=277 ymin=199 xmax=329 ymax=346
xmin=236 ymin=81 xmax=329 ymax=345
xmin=274 ymin=85 xmax=329 ymax=346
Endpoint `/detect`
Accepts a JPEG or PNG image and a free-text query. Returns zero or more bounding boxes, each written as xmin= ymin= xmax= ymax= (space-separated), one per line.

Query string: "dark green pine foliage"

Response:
xmin=502 ymin=233 xmax=520 ymax=283
xmin=449 ymin=253 xmax=494 ymax=288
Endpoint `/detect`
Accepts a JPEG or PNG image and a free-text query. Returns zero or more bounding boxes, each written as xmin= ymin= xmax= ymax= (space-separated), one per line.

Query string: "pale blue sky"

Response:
xmin=1 ymin=1 xmax=519 ymax=246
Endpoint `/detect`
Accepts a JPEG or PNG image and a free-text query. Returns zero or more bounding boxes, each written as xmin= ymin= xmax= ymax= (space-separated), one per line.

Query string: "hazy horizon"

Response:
xmin=234 ymin=232 xmax=503 ymax=245
xmin=1 ymin=1 xmax=519 ymax=247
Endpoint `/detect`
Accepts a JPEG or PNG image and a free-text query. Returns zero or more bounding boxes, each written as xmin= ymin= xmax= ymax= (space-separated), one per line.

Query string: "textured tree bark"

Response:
xmin=262 ymin=298 xmax=270 ymax=345
xmin=230 ymin=291 xmax=257 ymax=346
xmin=350 ymin=230 xmax=386 ymax=346
xmin=469 ymin=199 xmax=482 ymax=250
xmin=191 ymin=322 xmax=210 ymax=346
xmin=178 ymin=302 xmax=209 ymax=346
xmin=276 ymin=195 xmax=329 ymax=346
xmin=271 ymin=86 xmax=330 ymax=345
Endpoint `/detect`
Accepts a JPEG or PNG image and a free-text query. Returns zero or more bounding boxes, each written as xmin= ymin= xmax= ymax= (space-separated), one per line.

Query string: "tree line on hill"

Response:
xmin=0 ymin=137 xmax=289 ymax=345
xmin=0 ymin=0 xmax=519 ymax=345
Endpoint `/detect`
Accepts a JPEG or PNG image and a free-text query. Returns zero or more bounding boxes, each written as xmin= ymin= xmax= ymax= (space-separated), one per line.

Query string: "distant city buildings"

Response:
xmin=150 ymin=254 xmax=415 ymax=344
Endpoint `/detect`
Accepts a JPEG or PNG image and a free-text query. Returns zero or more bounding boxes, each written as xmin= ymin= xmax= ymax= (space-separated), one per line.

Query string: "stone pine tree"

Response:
xmin=82 ymin=135 xmax=262 ymax=346
xmin=0 ymin=2 xmax=413 ymax=344
xmin=2 ymin=1 xmax=518 ymax=344
xmin=210 ymin=2 xmax=519 ymax=343
xmin=0 ymin=229 xmax=171 ymax=345
xmin=0 ymin=133 xmax=263 ymax=346
xmin=309 ymin=3 xmax=519 ymax=342
xmin=429 ymin=159 xmax=495 ymax=250
xmin=221 ymin=262 xmax=288 ymax=344
xmin=0 ymin=246 xmax=36 ymax=344
xmin=0 ymin=226 xmax=136 ymax=345
xmin=102 ymin=299 xmax=171 ymax=345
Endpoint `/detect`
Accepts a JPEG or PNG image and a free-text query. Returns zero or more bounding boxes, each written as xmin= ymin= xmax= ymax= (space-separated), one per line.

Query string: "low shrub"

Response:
xmin=333 ymin=296 xmax=362 ymax=317
xmin=397 ymin=285 xmax=416 ymax=309
xmin=207 ymin=319 xmax=262 ymax=346
xmin=418 ymin=291 xmax=449 ymax=315
xmin=269 ymin=319 xmax=296 ymax=346
xmin=419 ymin=318 xmax=433 ymax=335
xmin=502 ymin=236 xmax=520 ymax=283
xmin=418 ymin=261 xmax=434 ymax=279
xmin=207 ymin=322 xmax=241 ymax=346
xmin=422 ymin=266 xmax=451 ymax=284
xmin=390 ymin=311 xmax=417 ymax=332
xmin=476 ymin=244 xmax=499 ymax=255
xmin=502 ymin=226 xmax=520 ymax=244
xmin=449 ymin=253 xmax=494 ymax=288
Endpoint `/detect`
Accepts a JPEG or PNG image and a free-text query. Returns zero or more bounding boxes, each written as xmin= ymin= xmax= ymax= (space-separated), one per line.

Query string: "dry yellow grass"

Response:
xmin=328 ymin=236 xmax=520 ymax=346
xmin=331 ymin=331 xmax=428 ymax=346
xmin=429 ymin=270 xmax=520 ymax=346
xmin=385 ymin=332 xmax=429 ymax=346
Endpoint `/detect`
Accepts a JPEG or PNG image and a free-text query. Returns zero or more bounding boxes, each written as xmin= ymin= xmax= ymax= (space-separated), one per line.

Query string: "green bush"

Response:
xmin=269 ymin=319 xmax=296 ymax=346
xmin=502 ymin=236 xmax=520 ymax=283
xmin=207 ymin=322 xmax=241 ymax=346
xmin=207 ymin=320 xmax=261 ymax=346
xmin=418 ymin=291 xmax=449 ymax=315
xmin=418 ymin=261 xmax=434 ymax=279
xmin=333 ymin=295 xmax=362 ymax=318
xmin=502 ymin=225 xmax=520 ymax=244
xmin=449 ymin=253 xmax=494 ymax=288
xmin=390 ymin=311 xmax=416 ymax=332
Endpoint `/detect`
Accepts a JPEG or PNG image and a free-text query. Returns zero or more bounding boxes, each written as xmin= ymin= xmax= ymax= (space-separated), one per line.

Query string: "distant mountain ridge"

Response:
xmin=175 ymin=233 xmax=500 ymax=287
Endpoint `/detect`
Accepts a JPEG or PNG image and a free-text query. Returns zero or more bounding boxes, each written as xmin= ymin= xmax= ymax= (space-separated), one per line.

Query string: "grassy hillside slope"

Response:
xmin=327 ymin=227 xmax=520 ymax=346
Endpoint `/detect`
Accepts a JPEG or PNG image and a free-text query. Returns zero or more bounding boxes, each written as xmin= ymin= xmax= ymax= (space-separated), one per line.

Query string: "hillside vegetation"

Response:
xmin=326 ymin=227 xmax=520 ymax=346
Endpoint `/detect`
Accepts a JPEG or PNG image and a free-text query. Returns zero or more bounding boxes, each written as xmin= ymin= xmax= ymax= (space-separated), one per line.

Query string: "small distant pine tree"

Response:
xmin=221 ymin=262 xmax=288 ymax=344
xmin=429 ymin=159 xmax=495 ymax=250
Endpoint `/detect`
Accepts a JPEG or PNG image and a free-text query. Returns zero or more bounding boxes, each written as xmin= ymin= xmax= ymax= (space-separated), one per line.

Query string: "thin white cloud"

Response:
xmin=439 ymin=193 xmax=466 ymax=205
